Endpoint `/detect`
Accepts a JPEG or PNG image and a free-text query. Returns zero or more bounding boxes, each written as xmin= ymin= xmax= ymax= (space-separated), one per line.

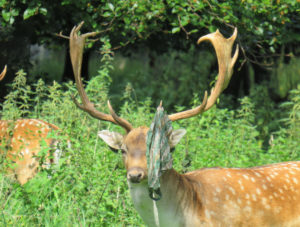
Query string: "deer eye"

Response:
xmin=121 ymin=149 xmax=127 ymax=154
xmin=109 ymin=147 xmax=119 ymax=153
xmin=120 ymin=144 xmax=128 ymax=154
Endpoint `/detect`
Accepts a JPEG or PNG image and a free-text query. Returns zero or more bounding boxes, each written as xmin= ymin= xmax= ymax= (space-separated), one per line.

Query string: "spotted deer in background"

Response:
xmin=68 ymin=22 xmax=300 ymax=226
xmin=0 ymin=66 xmax=64 ymax=185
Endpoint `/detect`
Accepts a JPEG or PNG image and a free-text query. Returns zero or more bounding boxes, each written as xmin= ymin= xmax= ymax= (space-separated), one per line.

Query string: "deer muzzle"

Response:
xmin=127 ymin=167 xmax=146 ymax=183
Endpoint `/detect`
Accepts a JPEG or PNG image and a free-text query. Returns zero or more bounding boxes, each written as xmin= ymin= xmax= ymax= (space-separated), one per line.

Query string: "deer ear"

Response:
xmin=98 ymin=130 xmax=123 ymax=150
xmin=168 ymin=129 xmax=186 ymax=148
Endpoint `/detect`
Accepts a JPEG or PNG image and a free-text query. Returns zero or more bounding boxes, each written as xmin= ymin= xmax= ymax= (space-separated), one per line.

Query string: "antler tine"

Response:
xmin=168 ymin=91 xmax=208 ymax=121
xmin=69 ymin=21 xmax=133 ymax=132
xmin=198 ymin=27 xmax=239 ymax=111
xmin=0 ymin=65 xmax=7 ymax=81
xmin=107 ymin=100 xmax=133 ymax=131
xmin=168 ymin=28 xmax=238 ymax=122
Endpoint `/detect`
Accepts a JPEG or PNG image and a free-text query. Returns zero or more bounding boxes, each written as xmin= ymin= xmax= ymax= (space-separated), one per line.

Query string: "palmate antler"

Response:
xmin=0 ymin=65 xmax=7 ymax=81
xmin=168 ymin=28 xmax=239 ymax=121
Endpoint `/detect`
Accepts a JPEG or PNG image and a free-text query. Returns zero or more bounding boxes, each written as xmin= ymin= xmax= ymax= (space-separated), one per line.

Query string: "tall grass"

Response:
xmin=1 ymin=56 xmax=300 ymax=226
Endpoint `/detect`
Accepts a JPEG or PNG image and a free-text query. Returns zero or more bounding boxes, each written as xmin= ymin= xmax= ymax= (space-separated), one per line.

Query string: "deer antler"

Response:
xmin=69 ymin=21 xmax=133 ymax=132
xmin=0 ymin=65 xmax=7 ymax=81
xmin=168 ymin=28 xmax=239 ymax=121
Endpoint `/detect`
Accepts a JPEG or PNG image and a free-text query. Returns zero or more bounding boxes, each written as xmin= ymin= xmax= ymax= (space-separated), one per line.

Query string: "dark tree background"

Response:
xmin=1 ymin=0 xmax=300 ymax=105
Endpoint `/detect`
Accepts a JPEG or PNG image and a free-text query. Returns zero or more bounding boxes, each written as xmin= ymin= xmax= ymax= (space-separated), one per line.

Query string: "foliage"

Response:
xmin=108 ymin=46 xmax=215 ymax=111
xmin=279 ymin=85 xmax=300 ymax=142
xmin=272 ymin=56 xmax=300 ymax=98
xmin=1 ymin=0 xmax=300 ymax=114
xmin=1 ymin=63 xmax=299 ymax=225
xmin=0 ymin=2 xmax=299 ymax=224
xmin=1 ymin=69 xmax=32 ymax=119
xmin=1 ymin=0 xmax=300 ymax=61
xmin=248 ymin=82 xmax=280 ymax=147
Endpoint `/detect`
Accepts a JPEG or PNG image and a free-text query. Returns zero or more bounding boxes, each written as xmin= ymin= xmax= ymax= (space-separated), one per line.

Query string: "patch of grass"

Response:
xmin=1 ymin=56 xmax=300 ymax=226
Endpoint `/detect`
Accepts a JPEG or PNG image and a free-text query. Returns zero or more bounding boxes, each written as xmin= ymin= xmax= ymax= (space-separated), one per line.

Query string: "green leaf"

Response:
xmin=23 ymin=8 xmax=36 ymax=20
xmin=0 ymin=0 xmax=7 ymax=8
xmin=2 ymin=10 xmax=10 ymax=22
xmin=103 ymin=11 xmax=111 ymax=17
xmin=108 ymin=3 xmax=114 ymax=11
xmin=189 ymin=29 xmax=199 ymax=34
xmin=171 ymin=27 xmax=180 ymax=34
xmin=39 ymin=8 xmax=47 ymax=16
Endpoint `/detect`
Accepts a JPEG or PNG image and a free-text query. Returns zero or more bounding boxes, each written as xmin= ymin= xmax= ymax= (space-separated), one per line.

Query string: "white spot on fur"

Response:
xmin=289 ymin=170 xmax=296 ymax=175
xmin=262 ymin=184 xmax=268 ymax=190
xmin=256 ymin=188 xmax=261 ymax=195
xmin=228 ymin=187 xmax=236 ymax=195
xmin=205 ymin=210 xmax=211 ymax=219
xmin=255 ymin=172 xmax=261 ymax=177
xmin=243 ymin=175 xmax=249 ymax=180
xmin=225 ymin=194 xmax=230 ymax=200
xmin=293 ymin=178 xmax=298 ymax=184
xmin=274 ymin=207 xmax=282 ymax=214
xmin=213 ymin=197 xmax=219 ymax=203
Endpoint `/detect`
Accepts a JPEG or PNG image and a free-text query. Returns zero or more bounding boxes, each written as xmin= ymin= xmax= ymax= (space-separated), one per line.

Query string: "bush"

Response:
xmin=1 ymin=65 xmax=299 ymax=226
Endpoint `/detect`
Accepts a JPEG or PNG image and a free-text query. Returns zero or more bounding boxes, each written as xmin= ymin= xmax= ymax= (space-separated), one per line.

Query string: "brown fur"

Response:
xmin=0 ymin=119 xmax=60 ymax=184
xmin=122 ymin=126 xmax=148 ymax=175
xmin=118 ymin=127 xmax=300 ymax=226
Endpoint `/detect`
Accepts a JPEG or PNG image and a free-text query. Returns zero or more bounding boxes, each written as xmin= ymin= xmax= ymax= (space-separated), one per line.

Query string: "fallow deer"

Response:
xmin=69 ymin=22 xmax=300 ymax=226
xmin=0 ymin=66 xmax=63 ymax=185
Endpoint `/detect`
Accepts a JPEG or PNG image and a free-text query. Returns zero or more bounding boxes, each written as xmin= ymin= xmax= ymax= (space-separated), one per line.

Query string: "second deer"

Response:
xmin=0 ymin=66 xmax=65 ymax=185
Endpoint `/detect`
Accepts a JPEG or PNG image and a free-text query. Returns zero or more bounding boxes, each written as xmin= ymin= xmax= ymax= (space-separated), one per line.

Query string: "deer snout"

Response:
xmin=127 ymin=167 xmax=145 ymax=183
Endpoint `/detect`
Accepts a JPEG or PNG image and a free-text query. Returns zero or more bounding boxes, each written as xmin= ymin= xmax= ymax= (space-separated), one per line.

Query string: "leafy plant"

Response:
xmin=1 ymin=60 xmax=300 ymax=226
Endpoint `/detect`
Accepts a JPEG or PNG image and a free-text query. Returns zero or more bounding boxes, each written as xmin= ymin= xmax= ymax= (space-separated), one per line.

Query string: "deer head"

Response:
xmin=68 ymin=22 xmax=238 ymax=184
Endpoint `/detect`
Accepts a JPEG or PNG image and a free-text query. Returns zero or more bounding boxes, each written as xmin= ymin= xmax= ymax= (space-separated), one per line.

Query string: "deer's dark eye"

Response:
xmin=170 ymin=148 xmax=175 ymax=153
xmin=109 ymin=147 xmax=119 ymax=153
xmin=121 ymin=149 xmax=127 ymax=154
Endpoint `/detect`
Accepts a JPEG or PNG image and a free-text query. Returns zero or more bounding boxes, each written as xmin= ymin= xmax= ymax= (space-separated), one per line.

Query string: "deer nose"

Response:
xmin=127 ymin=168 xmax=145 ymax=183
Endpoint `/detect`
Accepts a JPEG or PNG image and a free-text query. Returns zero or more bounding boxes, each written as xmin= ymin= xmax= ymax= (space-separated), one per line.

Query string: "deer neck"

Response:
xmin=128 ymin=169 xmax=205 ymax=227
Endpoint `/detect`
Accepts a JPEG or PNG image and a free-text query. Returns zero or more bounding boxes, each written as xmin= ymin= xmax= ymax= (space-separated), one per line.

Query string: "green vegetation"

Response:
xmin=1 ymin=49 xmax=299 ymax=226
xmin=1 ymin=0 xmax=300 ymax=97
xmin=0 ymin=1 xmax=300 ymax=225
xmin=2 ymin=0 xmax=299 ymax=53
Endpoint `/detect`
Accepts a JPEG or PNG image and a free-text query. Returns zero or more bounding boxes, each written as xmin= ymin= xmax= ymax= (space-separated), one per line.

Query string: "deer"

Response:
xmin=0 ymin=66 xmax=64 ymax=185
xmin=68 ymin=22 xmax=300 ymax=227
